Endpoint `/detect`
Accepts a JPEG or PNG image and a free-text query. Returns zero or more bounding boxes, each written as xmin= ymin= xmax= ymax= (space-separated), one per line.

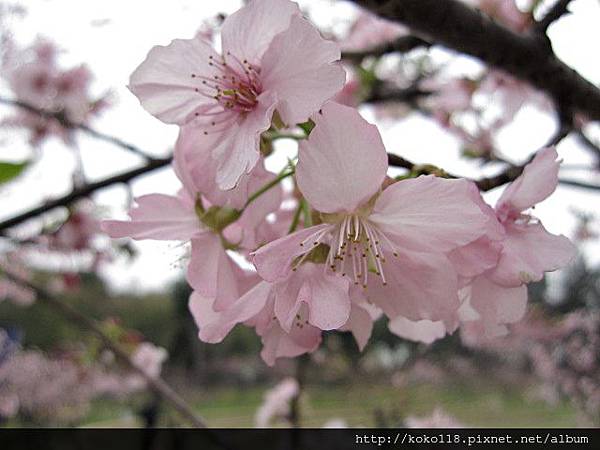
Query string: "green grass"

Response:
xmin=83 ymin=379 xmax=579 ymax=428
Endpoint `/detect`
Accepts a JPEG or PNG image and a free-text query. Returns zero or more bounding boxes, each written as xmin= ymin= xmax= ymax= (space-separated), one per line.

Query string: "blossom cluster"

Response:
xmin=0 ymin=328 xmax=167 ymax=424
xmin=1 ymin=38 xmax=108 ymax=146
xmin=467 ymin=309 xmax=600 ymax=423
xmin=0 ymin=200 xmax=112 ymax=305
xmin=103 ymin=0 xmax=575 ymax=366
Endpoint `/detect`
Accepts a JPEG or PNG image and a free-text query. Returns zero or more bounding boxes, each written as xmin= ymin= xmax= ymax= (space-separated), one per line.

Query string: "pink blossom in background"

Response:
xmin=131 ymin=342 xmax=168 ymax=379
xmin=46 ymin=201 xmax=101 ymax=252
xmin=405 ymin=407 xmax=464 ymax=428
xmin=477 ymin=70 xmax=551 ymax=126
xmin=421 ymin=77 xmax=477 ymax=124
xmin=129 ymin=0 xmax=345 ymax=189
xmin=121 ymin=342 xmax=169 ymax=390
xmin=0 ymin=252 xmax=35 ymax=306
xmin=1 ymin=38 xmax=108 ymax=146
xmin=255 ymin=377 xmax=299 ymax=427
xmin=340 ymin=10 xmax=408 ymax=52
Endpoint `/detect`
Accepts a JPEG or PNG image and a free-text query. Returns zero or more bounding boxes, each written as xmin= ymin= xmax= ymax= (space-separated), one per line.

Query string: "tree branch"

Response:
xmin=0 ymin=97 xmax=159 ymax=161
xmin=365 ymin=83 xmax=431 ymax=104
xmin=0 ymin=156 xmax=172 ymax=232
xmin=3 ymin=272 xmax=207 ymax=428
xmin=535 ymin=0 xmax=574 ymax=33
xmin=342 ymin=35 xmax=430 ymax=61
xmin=348 ymin=0 xmax=600 ymax=122
xmin=557 ymin=178 xmax=600 ymax=191
xmin=575 ymin=131 xmax=600 ymax=166
xmin=388 ymin=152 xmax=600 ymax=191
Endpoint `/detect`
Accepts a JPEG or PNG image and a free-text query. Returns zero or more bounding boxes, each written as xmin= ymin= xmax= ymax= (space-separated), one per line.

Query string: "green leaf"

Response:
xmin=0 ymin=161 xmax=29 ymax=185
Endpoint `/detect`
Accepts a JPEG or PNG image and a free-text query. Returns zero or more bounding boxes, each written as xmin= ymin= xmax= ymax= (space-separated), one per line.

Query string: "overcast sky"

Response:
xmin=1 ymin=0 xmax=599 ymax=293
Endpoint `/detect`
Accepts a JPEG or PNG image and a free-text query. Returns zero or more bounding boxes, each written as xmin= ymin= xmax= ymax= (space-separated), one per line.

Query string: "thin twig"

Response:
xmin=0 ymin=156 xmax=172 ymax=232
xmin=0 ymin=97 xmax=158 ymax=161
xmin=535 ymin=0 xmax=574 ymax=33
xmin=575 ymin=131 xmax=600 ymax=165
xmin=349 ymin=0 xmax=600 ymax=121
xmin=3 ymin=272 xmax=207 ymax=428
xmin=365 ymin=83 xmax=431 ymax=104
xmin=557 ymin=178 xmax=600 ymax=191
xmin=342 ymin=35 xmax=430 ymax=61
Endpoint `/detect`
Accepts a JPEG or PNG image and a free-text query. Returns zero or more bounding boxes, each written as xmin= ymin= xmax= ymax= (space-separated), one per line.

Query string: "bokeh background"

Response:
xmin=1 ymin=0 xmax=599 ymax=428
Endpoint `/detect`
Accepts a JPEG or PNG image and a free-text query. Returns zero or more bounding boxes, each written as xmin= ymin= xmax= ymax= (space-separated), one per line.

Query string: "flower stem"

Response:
xmin=243 ymin=169 xmax=295 ymax=210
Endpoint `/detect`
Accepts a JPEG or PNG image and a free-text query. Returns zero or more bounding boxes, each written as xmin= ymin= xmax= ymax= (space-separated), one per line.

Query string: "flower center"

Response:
xmin=292 ymin=215 xmax=399 ymax=289
xmin=190 ymin=51 xmax=262 ymax=135
xmin=328 ymin=215 xmax=397 ymax=288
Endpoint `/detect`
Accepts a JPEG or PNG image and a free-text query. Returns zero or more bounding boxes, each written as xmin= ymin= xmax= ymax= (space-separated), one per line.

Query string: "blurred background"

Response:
xmin=1 ymin=0 xmax=599 ymax=428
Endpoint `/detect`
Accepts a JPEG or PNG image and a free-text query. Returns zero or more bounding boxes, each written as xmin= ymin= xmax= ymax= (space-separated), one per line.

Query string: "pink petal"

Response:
xmin=365 ymin=250 xmax=460 ymax=322
xmin=175 ymin=124 xmax=256 ymax=209
xmin=273 ymin=263 xmax=350 ymax=331
xmin=448 ymin=236 xmax=503 ymax=280
xmin=188 ymin=292 xmax=220 ymax=340
xmin=128 ymin=37 xmax=221 ymax=124
xmin=305 ymin=266 xmax=351 ymax=330
xmin=260 ymin=309 xmax=321 ymax=366
xmin=192 ymin=281 xmax=273 ymax=344
xmin=370 ymin=176 xmax=488 ymax=253
xmin=496 ymin=147 xmax=560 ymax=215
xmin=388 ymin=316 xmax=447 ymax=344
xmin=296 ymin=102 xmax=388 ymax=213
xmin=187 ymin=233 xmax=243 ymax=310
xmin=251 ymin=224 xmax=331 ymax=282
xmin=220 ymin=0 xmax=300 ymax=65
xmin=260 ymin=15 xmax=345 ymax=125
xmin=101 ymin=194 xmax=199 ymax=241
xmin=273 ymin=273 xmax=308 ymax=332
xmin=212 ymin=91 xmax=278 ymax=190
xmin=342 ymin=302 xmax=375 ymax=351
xmin=489 ymin=222 xmax=575 ymax=286
xmin=464 ymin=275 xmax=528 ymax=338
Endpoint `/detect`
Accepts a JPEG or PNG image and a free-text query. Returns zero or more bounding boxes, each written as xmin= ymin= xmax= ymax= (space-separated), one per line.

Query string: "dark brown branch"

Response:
xmin=535 ymin=0 xmax=574 ymax=33
xmin=0 ymin=97 xmax=158 ymax=161
xmin=3 ymin=272 xmax=207 ymax=428
xmin=348 ymin=0 xmax=600 ymax=122
xmin=388 ymin=150 xmax=600 ymax=192
xmin=557 ymin=178 xmax=600 ymax=191
xmin=0 ymin=156 xmax=172 ymax=232
xmin=575 ymin=131 xmax=600 ymax=165
xmin=342 ymin=35 xmax=430 ymax=61
xmin=365 ymin=83 xmax=431 ymax=104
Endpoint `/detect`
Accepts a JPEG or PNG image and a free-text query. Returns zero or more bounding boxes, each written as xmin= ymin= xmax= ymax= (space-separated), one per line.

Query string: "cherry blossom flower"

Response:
xmin=189 ymin=263 xmax=333 ymax=366
xmin=129 ymin=0 xmax=345 ymax=189
xmin=477 ymin=70 xmax=551 ymax=126
xmin=102 ymin=135 xmax=281 ymax=311
xmin=2 ymin=39 xmax=108 ymax=145
xmin=253 ymin=102 xmax=489 ymax=330
xmin=131 ymin=342 xmax=168 ymax=379
xmin=0 ymin=251 xmax=35 ymax=306
xmin=46 ymin=201 xmax=101 ymax=252
xmin=255 ymin=377 xmax=299 ymax=427
xmin=393 ymin=148 xmax=576 ymax=343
